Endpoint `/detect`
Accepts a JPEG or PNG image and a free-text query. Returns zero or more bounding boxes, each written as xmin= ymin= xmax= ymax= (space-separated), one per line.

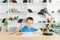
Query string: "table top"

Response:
xmin=0 ymin=32 xmax=60 ymax=40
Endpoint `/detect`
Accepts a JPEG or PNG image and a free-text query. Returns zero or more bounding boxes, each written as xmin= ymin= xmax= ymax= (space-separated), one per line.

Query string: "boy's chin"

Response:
xmin=27 ymin=26 xmax=31 ymax=27
xmin=26 ymin=25 xmax=31 ymax=27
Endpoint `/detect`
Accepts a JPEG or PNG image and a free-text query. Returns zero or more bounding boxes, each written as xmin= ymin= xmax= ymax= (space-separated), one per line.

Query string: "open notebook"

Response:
xmin=21 ymin=32 xmax=39 ymax=37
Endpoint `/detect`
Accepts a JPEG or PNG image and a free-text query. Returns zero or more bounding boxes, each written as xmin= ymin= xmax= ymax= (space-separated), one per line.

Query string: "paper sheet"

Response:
xmin=21 ymin=32 xmax=39 ymax=37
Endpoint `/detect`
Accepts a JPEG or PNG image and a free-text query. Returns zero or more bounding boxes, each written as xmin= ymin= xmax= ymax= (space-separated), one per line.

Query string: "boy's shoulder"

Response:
xmin=31 ymin=27 xmax=37 ymax=31
xmin=23 ymin=26 xmax=37 ymax=30
xmin=31 ymin=27 xmax=36 ymax=29
xmin=22 ymin=26 xmax=27 ymax=28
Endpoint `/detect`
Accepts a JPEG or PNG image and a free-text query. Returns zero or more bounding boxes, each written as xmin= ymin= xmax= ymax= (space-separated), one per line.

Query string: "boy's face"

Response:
xmin=26 ymin=19 xmax=33 ymax=27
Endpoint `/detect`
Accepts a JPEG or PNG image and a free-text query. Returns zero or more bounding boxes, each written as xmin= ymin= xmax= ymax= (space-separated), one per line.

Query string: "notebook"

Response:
xmin=21 ymin=32 xmax=39 ymax=37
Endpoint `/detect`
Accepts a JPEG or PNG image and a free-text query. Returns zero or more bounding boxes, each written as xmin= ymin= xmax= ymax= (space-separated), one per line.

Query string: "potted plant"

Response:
xmin=2 ymin=18 xmax=8 ymax=32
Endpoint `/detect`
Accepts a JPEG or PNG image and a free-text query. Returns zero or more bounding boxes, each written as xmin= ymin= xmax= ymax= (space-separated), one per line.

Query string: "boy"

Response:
xmin=16 ymin=17 xmax=38 ymax=34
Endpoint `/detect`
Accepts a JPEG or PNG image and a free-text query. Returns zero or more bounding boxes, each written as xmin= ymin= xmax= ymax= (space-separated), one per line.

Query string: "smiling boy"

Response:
xmin=16 ymin=17 xmax=38 ymax=34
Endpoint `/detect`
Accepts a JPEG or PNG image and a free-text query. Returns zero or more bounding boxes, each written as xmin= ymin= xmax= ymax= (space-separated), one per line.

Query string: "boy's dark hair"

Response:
xmin=26 ymin=17 xmax=34 ymax=22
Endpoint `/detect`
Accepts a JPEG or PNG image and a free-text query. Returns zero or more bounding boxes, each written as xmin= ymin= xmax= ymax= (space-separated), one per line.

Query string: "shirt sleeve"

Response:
xmin=19 ymin=26 xmax=27 ymax=32
xmin=32 ymin=27 xmax=38 ymax=32
xmin=19 ymin=27 xmax=26 ymax=32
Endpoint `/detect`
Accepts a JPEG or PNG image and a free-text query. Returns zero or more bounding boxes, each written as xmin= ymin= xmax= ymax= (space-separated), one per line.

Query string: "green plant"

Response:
xmin=9 ymin=17 xmax=12 ymax=20
xmin=14 ymin=16 xmax=18 ymax=20
xmin=46 ymin=23 xmax=60 ymax=29
xmin=56 ymin=25 xmax=60 ymax=28
xmin=51 ymin=24 xmax=56 ymax=28
xmin=0 ymin=27 xmax=1 ymax=31
xmin=46 ymin=24 xmax=49 ymax=28
xmin=46 ymin=24 xmax=56 ymax=28
xmin=3 ymin=22 xmax=8 ymax=26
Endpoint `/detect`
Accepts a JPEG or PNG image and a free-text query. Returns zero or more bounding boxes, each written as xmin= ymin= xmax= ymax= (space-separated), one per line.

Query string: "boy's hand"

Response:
xmin=20 ymin=23 xmax=24 ymax=28
xmin=16 ymin=32 xmax=22 ymax=35
xmin=16 ymin=23 xmax=24 ymax=33
xmin=32 ymin=30 xmax=42 ymax=34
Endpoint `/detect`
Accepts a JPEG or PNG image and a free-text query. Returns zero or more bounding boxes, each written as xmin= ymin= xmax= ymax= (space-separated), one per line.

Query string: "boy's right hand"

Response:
xmin=20 ymin=23 xmax=24 ymax=28
xmin=16 ymin=23 xmax=24 ymax=32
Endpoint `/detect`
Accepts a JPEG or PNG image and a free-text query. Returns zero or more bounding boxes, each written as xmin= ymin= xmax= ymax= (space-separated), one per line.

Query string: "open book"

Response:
xmin=21 ymin=32 xmax=39 ymax=37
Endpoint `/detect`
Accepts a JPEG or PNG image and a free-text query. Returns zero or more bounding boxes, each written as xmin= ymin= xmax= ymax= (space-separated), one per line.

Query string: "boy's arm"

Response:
xmin=33 ymin=29 xmax=42 ymax=34
xmin=32 ymin=27 xmax=41 ymax=34
xmin=16 ymin=23 xmax=24 ymax=35
xmin=16 ymin=31 xmax=22 ymax=35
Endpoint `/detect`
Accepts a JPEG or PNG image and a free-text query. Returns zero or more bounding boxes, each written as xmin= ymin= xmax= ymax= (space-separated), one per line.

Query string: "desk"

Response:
xmin=0 ymin=32 xmax=60 ymax=40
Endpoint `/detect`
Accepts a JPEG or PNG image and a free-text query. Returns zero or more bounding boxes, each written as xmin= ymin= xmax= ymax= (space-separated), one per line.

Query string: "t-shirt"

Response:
xmin=19 ymin=26 xmax=37 ymax=32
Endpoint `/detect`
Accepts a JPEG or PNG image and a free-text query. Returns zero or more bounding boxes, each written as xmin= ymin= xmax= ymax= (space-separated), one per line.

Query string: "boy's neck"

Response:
xmin=26 ymin=26 xmax=31 ymax=28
